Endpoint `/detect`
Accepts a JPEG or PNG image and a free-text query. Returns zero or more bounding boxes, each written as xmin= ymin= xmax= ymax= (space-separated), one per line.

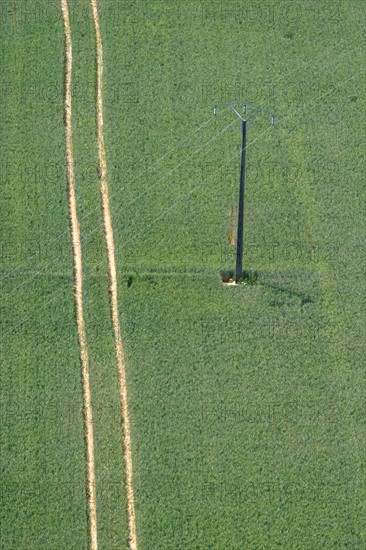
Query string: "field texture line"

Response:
xmin=61 ymin=1 xmax=98 ymax=548
xmin=90 ymin=1 xmax=138 ymax=548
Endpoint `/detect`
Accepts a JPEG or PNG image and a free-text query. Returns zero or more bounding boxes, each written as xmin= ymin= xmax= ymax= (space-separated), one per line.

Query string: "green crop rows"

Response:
xmin=1 ymin=0 xmax=365 ymax=548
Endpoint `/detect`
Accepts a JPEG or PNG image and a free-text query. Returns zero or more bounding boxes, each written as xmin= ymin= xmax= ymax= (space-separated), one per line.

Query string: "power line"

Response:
xmin=1 ymin=68 xmax=358 ymax=342
xmin=2 ymin=119 xmax=237 ymax=300
xmin=2 ymin=27 xmax=361 ymax=287
xmin=1 ymin=115 xmax=216 ymax=282
xmin=1 ymin=68 xmax=358 ymax=308
xmin=2 ymin=27 xmax=362 ymax=285
xmin=0 ymin=60 xmax=356 ymax=326
xmin=2 ymin=120 xmax=273 ymax=339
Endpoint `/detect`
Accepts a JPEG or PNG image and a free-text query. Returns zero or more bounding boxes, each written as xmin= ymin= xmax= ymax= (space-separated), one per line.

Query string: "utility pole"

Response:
xmin=215 ymin=101 xmax=276 ymax=284
xmin=236 ymin=118 xmax=246 ymax=283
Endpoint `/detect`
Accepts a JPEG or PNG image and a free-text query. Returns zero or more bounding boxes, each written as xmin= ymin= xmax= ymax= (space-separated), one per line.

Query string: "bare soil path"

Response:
xmin=61 ymin=1 xmax=98 ymax=548
xmin=90 ymin=1 xmax=138 ymax=548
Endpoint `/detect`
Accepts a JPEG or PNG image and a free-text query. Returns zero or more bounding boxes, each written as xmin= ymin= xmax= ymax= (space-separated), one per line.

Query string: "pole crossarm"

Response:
xmin=227 ymin=103 xmax=245 ymax=121
xmin=215 ymin=99 xmax=275 ymax=123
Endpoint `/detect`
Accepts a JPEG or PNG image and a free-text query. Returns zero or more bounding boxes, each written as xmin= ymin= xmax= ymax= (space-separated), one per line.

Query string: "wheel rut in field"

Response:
xmin=90 ymin=1 xmax=138 ymax=548
xmin=61 ymin=1 xmax=98 ymax=548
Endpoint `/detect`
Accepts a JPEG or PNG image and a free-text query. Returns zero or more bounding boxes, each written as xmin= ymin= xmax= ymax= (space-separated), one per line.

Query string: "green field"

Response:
xmin=1 ymin=0 xmax=365 ymax=548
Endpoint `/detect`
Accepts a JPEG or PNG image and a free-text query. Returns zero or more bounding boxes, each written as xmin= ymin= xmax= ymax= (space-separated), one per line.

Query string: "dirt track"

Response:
xmin=90 ymin=1 xmax=138 ymax=548
xmin=61 ymin=1 xmax=98 ymax=548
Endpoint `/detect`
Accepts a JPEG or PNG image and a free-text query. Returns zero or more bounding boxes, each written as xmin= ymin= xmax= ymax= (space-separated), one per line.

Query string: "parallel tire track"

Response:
xmin=61 ymin=1 xmax=98 ymax=548
xmin=89 ymin=1 xmax=138 ymax=548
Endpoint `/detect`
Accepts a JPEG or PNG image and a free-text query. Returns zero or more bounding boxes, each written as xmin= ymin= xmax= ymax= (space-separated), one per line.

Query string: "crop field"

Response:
xmin=0 ymin=0 xmax=365 ymax=549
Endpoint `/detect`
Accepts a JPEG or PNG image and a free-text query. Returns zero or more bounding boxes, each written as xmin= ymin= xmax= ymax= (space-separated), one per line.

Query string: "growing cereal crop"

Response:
xmin=1 ymin=1 xmax=365 ymax=548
